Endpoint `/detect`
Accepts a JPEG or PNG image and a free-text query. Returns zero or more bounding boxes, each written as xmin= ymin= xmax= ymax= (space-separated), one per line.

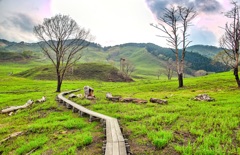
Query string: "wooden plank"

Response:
xmin=58 ymin=92 xmax=111 ymax=120
xmin=112 ymin=142 xmax=120 ymax=155
xmin=58 ymin=90 xmax=127 ymax=155
xmin=119 ymin=141 xmax=127 ymax=155
xmin=106 ymin=120 xmax=113 ymax=142
xmin=105 ymin=143 xmax=113 ymax=155
xmin=112 ymin=119 xmax=125 ymax=142
xmin=111 ymin=120 xmax=119 ymax=143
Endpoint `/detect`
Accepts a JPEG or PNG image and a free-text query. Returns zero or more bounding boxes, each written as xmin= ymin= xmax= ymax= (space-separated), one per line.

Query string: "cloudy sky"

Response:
xmin=0 ymin=0 xmax=236 ymax=47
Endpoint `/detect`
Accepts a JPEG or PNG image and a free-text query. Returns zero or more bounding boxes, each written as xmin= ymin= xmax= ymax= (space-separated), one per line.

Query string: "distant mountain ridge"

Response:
xmin=187 ymin=45 xmax=223 ymax=58
xmin=0 ymin=39 xmax=229 ymax=76
xmin=0 ymin=38 xmax=222 ymax=57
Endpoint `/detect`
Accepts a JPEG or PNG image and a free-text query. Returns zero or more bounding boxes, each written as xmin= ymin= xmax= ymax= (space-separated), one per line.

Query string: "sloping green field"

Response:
xmin=0 ymin=64 xmax=239 ymax=154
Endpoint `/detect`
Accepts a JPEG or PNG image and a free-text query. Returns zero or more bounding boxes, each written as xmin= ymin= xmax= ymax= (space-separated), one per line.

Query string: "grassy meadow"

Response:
xmin=0 ymin=62 xmax=239 ymax=155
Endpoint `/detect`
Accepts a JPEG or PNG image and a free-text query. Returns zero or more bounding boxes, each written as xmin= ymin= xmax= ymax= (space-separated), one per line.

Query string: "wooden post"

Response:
xmin=72 ymin=107 xmax=78 ymax=113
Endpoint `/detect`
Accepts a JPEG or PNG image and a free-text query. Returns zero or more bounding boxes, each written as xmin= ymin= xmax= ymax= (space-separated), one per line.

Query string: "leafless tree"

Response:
xmin=164 ymin=58 xmax=175 ymax=80
xmin=213 ymin=51 xmax=235 ymax=67
xmin=151 ymin=5 xmax=197 ymax=87
xmin=33 ymin=14 xmax=93 ymax=92
xmin=120 ymin=58 xmax=135 ymax=78
xmin=220 ymin=1 xmax=240 ymax=87
xmin=156 ymin=69 xmax=162 ymax=80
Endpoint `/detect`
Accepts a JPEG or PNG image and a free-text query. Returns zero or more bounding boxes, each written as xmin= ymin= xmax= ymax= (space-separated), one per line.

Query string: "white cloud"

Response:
xmin=50 ymin=0 xmax=161 ymax=46
xmin=0 ymin=0 xmax=235 ymax=47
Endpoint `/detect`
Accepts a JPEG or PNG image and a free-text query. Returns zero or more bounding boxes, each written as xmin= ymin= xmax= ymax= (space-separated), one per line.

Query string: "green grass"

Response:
xmin=72 ymin=71 xmax=240 ymax=154
xmin=14 ymin=63 xmax=130 ymax=82
xmin=148 ymin=130 xmax=173 ymax=149
xmin=0 ymin=63 xmax=239 ymax=154
xmin=0 ymin=62 xmax=42 ymax=76
xmin=0 ymin=64 xmax=102 ymax=154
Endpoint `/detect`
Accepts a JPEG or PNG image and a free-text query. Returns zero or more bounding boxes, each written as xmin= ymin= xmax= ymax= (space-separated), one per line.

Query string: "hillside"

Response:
xmin=0 ymin=63 xmax=239 ymax=154
xmin=187 ymin=45 xmax=223 ymax=58
xmin=15 ymin=63 xmax=132 ymax=82
xmin=0 ymin=39 xmax=229 ymax=78
xmin=128 ymin=43 xmax=229 ymax=73
xmin=0 ymin=39 xmax=14 ymax=47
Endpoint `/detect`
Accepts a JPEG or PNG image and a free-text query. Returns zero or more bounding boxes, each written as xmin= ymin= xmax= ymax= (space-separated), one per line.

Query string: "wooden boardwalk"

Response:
xmin=57 ymin=90 xmax=130 ymax=155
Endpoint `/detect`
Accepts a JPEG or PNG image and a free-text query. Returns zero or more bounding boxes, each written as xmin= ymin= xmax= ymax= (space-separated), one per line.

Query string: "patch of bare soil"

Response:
xmin=128 ymin=137 xmax=180 ymax=155
xmin=128 ymin=140 xmax=156 ymax=154
xmin=160 ymin=145 xmax=180 ymax=155
xmin=173 ymin=130 xmax=197 ymax=146
xmin=126 ymin=130 xmax=197 ymax=154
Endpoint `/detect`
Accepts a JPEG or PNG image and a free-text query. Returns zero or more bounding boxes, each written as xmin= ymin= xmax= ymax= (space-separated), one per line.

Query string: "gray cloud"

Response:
xmin=0 ymin=13 xmax=38 ymax=41
xmin=1 ymin=13 xmax=37 ymax=33
xmin=146 ymin=0 xmax=222 ymax=18
xmin=7 ymin=13 xmax=37 ymax=32
xmin=195 ymin=0 xmax=222 ymax=13
xmin=189 ymin=27 xmax=217 ymax=46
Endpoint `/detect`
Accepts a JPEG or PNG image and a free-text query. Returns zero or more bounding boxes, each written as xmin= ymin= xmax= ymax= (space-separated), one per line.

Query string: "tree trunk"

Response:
xmin=178 ymin=73 xmax=183 ymax=87
xmin=56 ymin=74 xmax=62 ymax=92
xmin=233 ymin=67 xmax=240 ymax=87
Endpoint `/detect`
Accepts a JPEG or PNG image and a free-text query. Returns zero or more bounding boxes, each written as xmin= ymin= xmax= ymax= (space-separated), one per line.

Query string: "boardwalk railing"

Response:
xmin=57 ymin=90 xmax=130 ymax=155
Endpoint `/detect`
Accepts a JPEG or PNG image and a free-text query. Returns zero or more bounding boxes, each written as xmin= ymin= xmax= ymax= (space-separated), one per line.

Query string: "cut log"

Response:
xmin=132 ymin=99 xmax=147 ymax=104
xmin=68 ymin=93 xmax=77 ymax=99
xmin=120 ymin=98 xmax=136 ymax=102
xmin=77 ymin=94 xmax=83 ymax=98
xmin=150 ymin=98 xmax=168 ymax=104
xmin=26 ymin=147 xmax=39 ymax=155
xmin=36 ymin=96 xmax=46 ymax=103
xmin=1 ymin=99 xmax=34 ymax=114
xmin=106 ymin=93 xmax=113 ymax=98
xmin=120 ymin=98 xmax=147 ymax=103
xmin=106 ymin=93 xmax=121 ymax=102
xmin=193 ymin=94 xmax=215 ymax=101
xmin=107 ymin=97 xmax=121 ymax=102
xmin=86 ymin=96 xmax=96 ymax=100
xmin=0 ymin=131 xmax=23 ymax=144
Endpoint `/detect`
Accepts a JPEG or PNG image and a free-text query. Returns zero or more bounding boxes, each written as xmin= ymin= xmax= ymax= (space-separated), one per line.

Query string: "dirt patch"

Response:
xmin=128 ymin=139 xmax=156 ymax=154
xmin=128 ymin=137 xmax=180 ymax=155
xmin=173 ymin=130 xmax=197 ymax=146
xmin=161 ymin=145 xmax=180 ymax=155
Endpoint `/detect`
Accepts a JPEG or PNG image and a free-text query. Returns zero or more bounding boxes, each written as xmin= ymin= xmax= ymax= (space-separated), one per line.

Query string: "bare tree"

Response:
xmin=164 ymin=58 xmax=175 ymax=80
xmin=120 ymin=58 xmax=135 ymax=78
xmin=220 ymin=1 xmax=240 ymax=87
xmin=125 ymin=61 xmax=135 ymax=77
xmin=156 ymin=69 xmax=162 ymax=80
xmin=33 ymin=14 xmax=93 ymax=92
xmin=151 ymin=5 xmax=197 ymax=87
xmin=213 ymin=50 xmax=235 ymax=67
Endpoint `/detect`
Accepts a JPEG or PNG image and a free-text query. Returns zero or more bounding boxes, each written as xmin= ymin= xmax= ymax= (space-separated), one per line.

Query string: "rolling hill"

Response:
xmin=186 ymin=45 xmax=223 ymax=58
xmin=0 ymin=39 xmax=229 ymax=78
xmin=15 ymin=63 xmax=132 ymax=82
